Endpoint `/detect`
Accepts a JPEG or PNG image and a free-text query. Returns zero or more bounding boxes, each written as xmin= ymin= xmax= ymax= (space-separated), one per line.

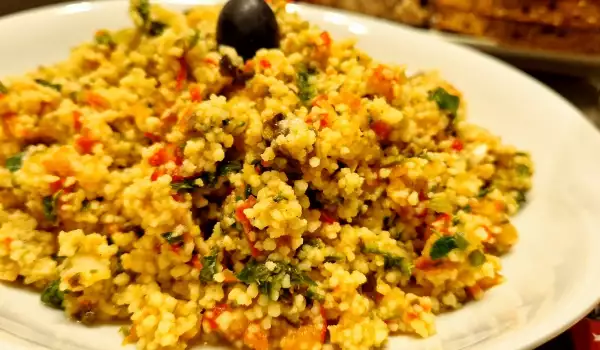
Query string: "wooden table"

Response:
xmin=0 ymin=1 xmax=594 ymax=349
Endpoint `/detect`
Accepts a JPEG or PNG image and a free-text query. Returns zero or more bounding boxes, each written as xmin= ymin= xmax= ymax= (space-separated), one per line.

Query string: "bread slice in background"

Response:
xmin=434 ymin=0 xmax=600 ymax=29
xmin=432 ymin=7 xmax=600 ymax=54
xmin=300 ymin=0 xmax=431 ymax=27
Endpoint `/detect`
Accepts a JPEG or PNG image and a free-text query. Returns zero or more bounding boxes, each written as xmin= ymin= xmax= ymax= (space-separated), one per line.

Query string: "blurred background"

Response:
xmin=0 ymin=0 xmax=596 ymax=349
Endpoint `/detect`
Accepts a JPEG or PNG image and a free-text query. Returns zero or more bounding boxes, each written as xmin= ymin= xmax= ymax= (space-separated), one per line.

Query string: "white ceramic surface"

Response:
xmin=1 ymin=1 xmax=600 ymax=349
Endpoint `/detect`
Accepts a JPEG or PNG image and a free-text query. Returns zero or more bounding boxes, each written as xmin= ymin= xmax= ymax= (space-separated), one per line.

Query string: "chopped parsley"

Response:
xmin=478 ymin=184 xmax=492 ymax=198
xmin=244 ymin=184 xmax=253 ymax=199
xmin=468 ymin=250 xmax=486 ymax=267
xmin=35 ymin=79 xmax=62 ymax=92
xmin=297 ymin=68 xmax=315 ymax=106
xmin=201 ymin=172 xmax=218 ymax=187
xmin=306 ymin=286 xmax=325 ymax=302
xmin=516 ymin=164 xmax=531 ymax=176
xmin=515 ymin=190 xmax=527 ymax=207
xmin=199 ymin=249 xmax=218 ymax=283
xmin=42 ymin=191 xmax=62 ymax=222
xmin=217 ymin=160 xmax=242 ymax=177
xmin=0 ymin=80 xmax=7 ymax=94
xmin=362 ymin=246 xmax=412 ymax=274
xmin=161 ymin=232 xmax=184 ymax=245
xmin=136 ymin=0 xmax=150 ymax=25
xmin=94 ymin=31 xmax=115 ymax=47
xmin=5 ymin=152 xmax=23 ymax=172
xmin=171 ymin=178 xmax=197 ymax=192
xmin=273 ymin=194 xmax=286 ymax=203
xmin=461 ymin=204 xmax=472 ymax=213
xmin=430 ymin=234 xmax=469 ymax=260
xmin=429 ymin=87 xmax=459 ymax=118
xmin=41 ymin=280 xmax=64 ymax=310
xmin=236 ymin=259 xmax=315 ymax=297
xmin=149 ymin=21 xmax=167 ymax=36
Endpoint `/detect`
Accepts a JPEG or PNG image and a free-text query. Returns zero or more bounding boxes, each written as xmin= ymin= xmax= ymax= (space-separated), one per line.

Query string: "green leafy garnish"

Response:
xmin=468 ymin=250 xmax=486 ymax=267
xmin=217 ymin=160 xmax=242 ymax=177
xmin=161 ymin=232 xmax=184 ymax=245
xmin=244 ymin=184 xmax=253 ymax=199
xmin=297 ymin=68 xmax=315 ymax=106
xmin=362 ymin=246 xmax=412 ymax=274
xmin=41 ymin=280 xmax=65 ymax=310
xmin=306 ymin=286 xmax=325 ymax=302
xmin=430 ymin=234 xmax=469 ymax=260
xmin=478 ymin=185 xmax=492 ymax=198
xmin=201 ymin=172 xmax=217 ymax=187
xmin=303 ymin=238 xmax=324 ymax=248
xmin=461 ymin=204 xmax=472 ymax=213
xmin=199 ymin=249 xmax=218 ymax=283
xmin=429 ymin=87 xmax=459 ymax=117
xmin=95 ymin=31 xmax=115 ymax=46
xmin=35 ymin=79 xmax=62 ymax=92
xmin=42 ymin=191 xmax=62 ymax=222
xmin=171 ymin=178 xmax=197 ymax=192
xmin=515 ymin=190 xmax=527 ymax=207
xmin=516 ymin=164 xmax=531 ymax=176
xmin=237 ymin=259 xmax=315 ymax=297
xmin=273 ymin=194 xmax=286 ymax=203
xmin=189 ymin=29 xmax=200 ymax=48
xmin=136 ymin=0 xmax=150 ymax=24
xmin=149 ymin=21 xmax=167 ymax=36
xmin=5 ymin=152 xmax=23 ymax=172
xmin=0 ymin=81 xmax=8 ymax=94
xmin=324 ymin=254 xmax=344 ymax=263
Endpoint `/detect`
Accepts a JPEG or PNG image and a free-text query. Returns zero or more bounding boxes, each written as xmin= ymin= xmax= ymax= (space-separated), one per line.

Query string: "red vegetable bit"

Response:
xmin=451 ymin=139 xmax=464 ymax=151
xmin=222 ymin=270 xmax=239 ymax=283
xmin=319 ymin=305 xmax=328 ymax=343
xmin=205 ymin=304 xmax=230 ymax=330
xmin=191 ymin=255 xmax=203 ymax=270
xmin=320 ymin=211 xmax=335 ymax=224
xmin=203 ymin=57 xmax=218 ymax=66
xmin=3 ymin=237 xmax=12 ymax=250
xmin=173 ymin=145 xmax=184 ymax=166
xmin=176 ymin=57 xmax=187 ymax=92
xmin=414 ymin=257 xmax=435 ymax=270
xmin=75 ymin=134 xmax=98 ymax=155
xmin=418 ymin=191 xmax=428 ymax=201
xmin=371 ymin=120 xmax=391 ymax=139
xmin=236 ymin=196 xmax=260 ymax=257
xmin=73 ymin=111 xmax=82 ymax=132
xmin=244 ymin=60 xmax=255 ymax=73
xmin=190 ymin=85 xmax=202 ymax=102
xmin=151 ymin=168 xmax=165 ymax=181
xmin=171 ymin=193 xmax=185 ymax=202
xmin=85 ymin=91 xmax=109 ymax=109
xmin=259 ymin=59 xmax=271 ymax=69
xmin=144 ymin=132 xmax=161 ymax=142
xmin=148 ymin=148 xmax=168 ymax=167
xmin=320 ymin=31 xmax=332 ymax=47
xmin=319 ymin=113 xmax=329 ymax=129
xmin=435 ymin=213 xmax=451 ymax=224
xmin=312 ymin=94 xmax=327 ymax=107
xmin=49 ymin=178 xmax=65 ymax=193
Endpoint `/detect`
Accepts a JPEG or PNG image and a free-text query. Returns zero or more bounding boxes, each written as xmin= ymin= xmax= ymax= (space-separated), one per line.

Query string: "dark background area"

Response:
xmin=0 ymin=1 xmax=580 ymax=349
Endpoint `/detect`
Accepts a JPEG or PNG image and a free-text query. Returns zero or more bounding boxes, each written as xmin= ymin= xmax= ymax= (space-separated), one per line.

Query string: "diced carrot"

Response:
xmin=223 ymin=270 xmax=239 ymax=283
xmin=73 ymin=111 xmax=82 ymax=132
xmin=190 ymin=85 xmax=202 ymax=102
xmin=312 ymin=94 xmax=328 ymax=107
xmin=151 ymin=168 xmax=165 ymax=181
xmin=235 ymin=196 xmax=260 ymax=257
xmin=320 ymin=211 xmax=335 ymax=224
xmin=243 ymin=325 xmax=269 ymax=350
xmin=191 ymin=255 xmax=203 ymax=270
xmin=49 ymin=178 xmax=65 ymax=193
xmin=148 ymin=148 xmax=168 ymax=167
xmin=259 ymin=59 xmax=271 ymax=69
xmin=144 ymin=132 xmax=161 ymax=142
xmin=75 ymin=135 xmax=98 ymax=155
xmin=319 ymin=114 xmax=329 ymax=128
xmin=320 ymin=305 xmax=327 ymax=343
xmin=244 ymin=60 xmax=255 ymax=73
xmin=414 ymin=257 xmax=435 ymax=270
xmin=451 ymin=139 xmax=464 ymax=151
xmin=171 ymin=193 xmax=185 ymax=202
xmin=205 ymin=304 xmax=230 ymax=330
xmin=203 ymin=57 xmax=218 ymax=65
xmin=320 ymin=31 xmax=332 ymax=47
xmin=371 ymin=120 xmax=391 ymax=139
xmin=467 ymin=284 xmax=483 ymax=299
xmin=85 ymin=91 xmax=109 ymax=109
xmin=176 ymin=57 xmax=187 ymax=91
xmin=494 ymin=200 xmax=505 ymax=212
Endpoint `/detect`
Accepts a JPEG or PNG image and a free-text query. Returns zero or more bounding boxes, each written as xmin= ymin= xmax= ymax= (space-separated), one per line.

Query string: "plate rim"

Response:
xmin=0 ymin=1 xmax=599 ymax=350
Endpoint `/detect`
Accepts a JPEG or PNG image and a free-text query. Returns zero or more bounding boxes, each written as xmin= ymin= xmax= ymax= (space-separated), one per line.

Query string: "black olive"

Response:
xmin=216 ymin=0 xmax=280 ymax=60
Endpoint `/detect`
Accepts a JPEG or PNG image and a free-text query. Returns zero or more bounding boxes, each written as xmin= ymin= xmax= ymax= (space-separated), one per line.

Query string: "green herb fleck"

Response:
xmin=468 ymin=250 xmax=486 ymax=267
xmin=363 ymin=246 xmax=412 ymax=275
xmin=515 ymin=190 xmax=527 ymax=207
xmin=218 ymin=160 xmax=242 ymax=177
xmin=41 ymin=280 xmax=64 ymax=310
xmin=161 ymin=232 xmax=184 ymax=245
xmin=201 ymin=172 xmax=217 ymax=187
xmin=429 ymin=87 xmax=459 ymax=117
xmin=306 ymin=286 xmax=325 ymax=302
xmin=237 ymin=259 xmax=315 ymax=297
xmin=462 ymin=204 xmax=472 ymax=213
xmin=324 ymin=255 xmax=344 ymax=263
xmin=81 ymin=199 xmax=91 ymax=211
xmin=42 ymin=191 xmax=62 ymax=222
xmin=199 ymin=249 xmax=218 ymax=283
xmin=136 ymin=0 xmax=150 ymax=24
xmin=303 ymin=238 xmax=324 ymax=248
xmin=516 ymin=164 xmax=531 ymax=176
xmin=149 ymin=21 xmax=167 ymax=36
xmin=171 ymin=178 xmax=197 ymax=192
xmin=222 ymin=118 xmax=230 ymax=127
xmin=297 ymin=68 xmax=315 ymax=106
xmin=273 ymin=194 xmax=286 ymax=203
xmin=244 ymin=184 xmax=253 ymax=199
xmin=5 ymin=152 xmax=23 ymax=172
xmin=95 ymin=31 xmax=115 ymax=46
xmin=430 ymin=234 xmax=469 ymax=260
xmin=189 ymin=29 xmax=200 ymax=48
xmin=35 ymin=79 xmax=62 ymax=92
xmin=478 ymin=185 xmax=491 ymax=198
xmin=0 ymin=81 xmax=8 ymax=94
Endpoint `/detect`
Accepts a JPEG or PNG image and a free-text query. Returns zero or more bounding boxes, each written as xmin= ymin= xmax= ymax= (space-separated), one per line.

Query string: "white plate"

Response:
xmin=1 ymin=1 xmax=600 ymax=350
